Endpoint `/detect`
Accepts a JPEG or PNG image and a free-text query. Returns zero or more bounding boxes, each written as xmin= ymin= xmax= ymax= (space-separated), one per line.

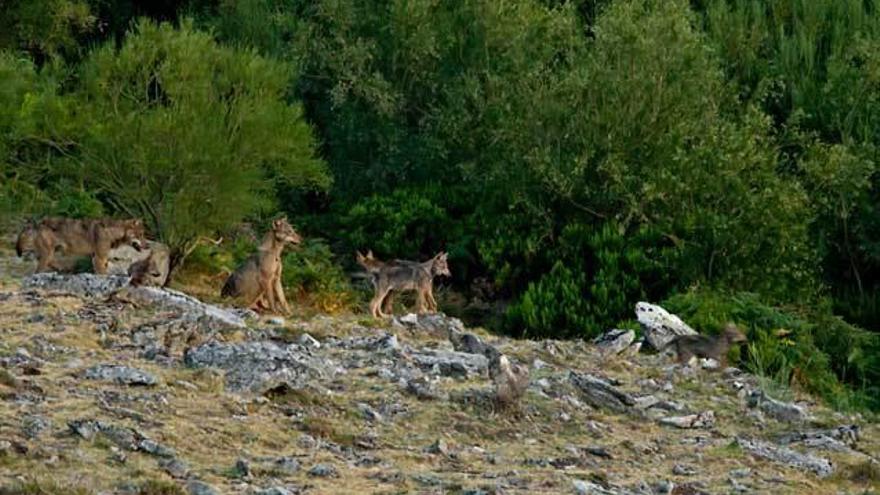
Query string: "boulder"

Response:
xmin=184 ymin=340 xmax=331 ymax=394
xmin=410 ymin=349 xmax=489 ymax=378
xmin=23 ymin=273 xmax=129 ymax=298
xmin=593 ymin=329 xmax=636 ymax=355
xmin=569 ymin=372 xmax=636 ymax=413
xmin=83 ymin=364 xmax=159 ymax=386
xmin=736 ymin=437 xmax=833 ymax=478
xmin=635 ymin=302 xmax=697 ymax=350
xmin=747 ymin=390 xmax=807 ymax=422
xmin=113 ymin=285 xmax=248 ymax=329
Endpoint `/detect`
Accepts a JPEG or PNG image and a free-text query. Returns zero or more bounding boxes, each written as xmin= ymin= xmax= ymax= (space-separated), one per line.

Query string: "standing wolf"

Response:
xmin=19 ymin=217 xmax=146 ymax=274
xmin=221 ymin=218 xmax=301 ymax=314
xmin=357 ymin=250 xmax=450 ymax=318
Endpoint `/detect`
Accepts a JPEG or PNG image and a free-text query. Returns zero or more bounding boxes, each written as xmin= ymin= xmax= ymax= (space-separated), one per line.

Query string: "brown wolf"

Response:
xmin=221 ymin=218 xmax=301 ymax=314
xmin=671 ymin=323 xmax=748 ymax=367
xmin=128 ymin=242 xmax=171 ymax=287
xmin=355 ymin=250 xmax=416 ymax=314
xmin=15 ymin=222 xmax=37 ymax=259
xmin=358 ymin=250 xmax=450 ymax=318
xmin=29 ymin=217 xmax=146 ymax=274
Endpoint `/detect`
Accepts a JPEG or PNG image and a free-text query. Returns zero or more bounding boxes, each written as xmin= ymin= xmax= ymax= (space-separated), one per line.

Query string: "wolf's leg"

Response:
xmin=426 ymin=285 xmax=438 ymax=312
xmin=381 ymin=290 xmax=394 ymax=315
xmin=35 ymin=233 xmax=55 ymax=273
xmin=274 ymin=265 xmax=291 ymax=315
xmin=415 ymin=287 xmax=428 ymax=314
xmin=370 ymin=286 xmax=392 ymax=318
xmin=92 ymin=242 xmax=111 ymax=274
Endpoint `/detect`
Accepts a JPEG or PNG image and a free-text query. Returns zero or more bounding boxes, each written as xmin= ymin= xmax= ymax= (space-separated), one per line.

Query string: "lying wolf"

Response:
xmin=670 ymin=323 xmax=748 ymax=367
xmin=221 ymin=217 xmax=301 ymax=314
xmin=18 ymin=217 xmax=146 ymax=274
xmin=357 ymin=250 xmax=450 ymax=318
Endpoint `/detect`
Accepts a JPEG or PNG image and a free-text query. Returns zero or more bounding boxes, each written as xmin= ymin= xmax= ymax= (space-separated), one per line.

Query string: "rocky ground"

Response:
xmin=0 ymin=243 xmax=878 ymax=495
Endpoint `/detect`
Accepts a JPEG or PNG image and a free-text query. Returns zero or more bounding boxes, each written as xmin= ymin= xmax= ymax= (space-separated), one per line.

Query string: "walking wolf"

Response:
xmin=357 ymin=250 xmax=450 ymax=318
xmin=21 ymin=217 xmax=146 ymax=274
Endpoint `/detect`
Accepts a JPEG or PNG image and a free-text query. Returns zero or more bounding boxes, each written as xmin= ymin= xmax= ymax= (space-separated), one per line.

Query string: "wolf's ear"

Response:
xmin=366 ymin=250 xmax=374 ymax=259
xmin=356 ymin=251 xmax=365 ymax=261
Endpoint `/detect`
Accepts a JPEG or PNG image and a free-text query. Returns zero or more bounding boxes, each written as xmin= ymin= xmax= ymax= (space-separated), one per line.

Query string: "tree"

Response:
xmin=22 ymin=20 xmax=329 ymax=276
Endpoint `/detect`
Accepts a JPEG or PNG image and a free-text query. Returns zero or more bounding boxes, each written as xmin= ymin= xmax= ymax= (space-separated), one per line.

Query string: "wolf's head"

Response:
xmin=272 ymin=217 xmax=302 ymax=245
xmin=356 ymin=250 xmax=385 ymax=272
xmin=430 ymin=251 xmax=451 ymax=277
xmin=723 ymin=323 xmax=748 ymax=344
xmin=122 ymin=219 xmax=147 ymax=251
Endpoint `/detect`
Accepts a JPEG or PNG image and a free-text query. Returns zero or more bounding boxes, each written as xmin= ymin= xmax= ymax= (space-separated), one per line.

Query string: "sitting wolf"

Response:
xmin=221 ymin=217 xmax=301 ymax=314
xmin=18 ymin=217 xmax=146 ymax=274
xmin=356 ymin=250 xmax=450 ymax=318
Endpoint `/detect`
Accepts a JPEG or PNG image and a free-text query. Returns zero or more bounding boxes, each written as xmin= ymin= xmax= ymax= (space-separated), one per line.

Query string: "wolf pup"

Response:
xmin=355 ymin=250 xmax=420 ymax=314
xmin=28 ymin=217 xmax=146 ymax=274
xmin=359 ymin=250 xmax=450 ymax=318
xmin=221 ymin=217 xmax=301 ymax=314
xmin=671 ymin=323 xmax=748 ymax=367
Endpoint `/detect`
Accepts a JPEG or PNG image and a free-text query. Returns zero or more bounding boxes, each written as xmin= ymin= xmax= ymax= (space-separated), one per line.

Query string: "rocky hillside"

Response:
xmin=0 ymin=248 xmax=878 ymax=495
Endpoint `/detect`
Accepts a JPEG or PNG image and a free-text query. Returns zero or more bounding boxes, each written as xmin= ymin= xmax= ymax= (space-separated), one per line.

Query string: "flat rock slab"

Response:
xmin=23 ymin=273 xmax=130 ymax=298
xmin=736 ymin=437 xmax=833 ymax=478
xmin=747 ymin=390 xmax=808 ymax=422
xmin=570 ymin=372 xmax=636 ymax=413
xmin=184 ymin=340 xmax=331 ymax=394
xmin=635 ymin=302 xmax=697 ymax=350
xmin=114 ymin=286 xmax=248 ymax=329
xmin=68 ymin=419 xmax=175 ymax=457
xmin=83 ymin=364 xmax=158 ymax=386
xmin=410 ymin=349 xmax=489 ymax=378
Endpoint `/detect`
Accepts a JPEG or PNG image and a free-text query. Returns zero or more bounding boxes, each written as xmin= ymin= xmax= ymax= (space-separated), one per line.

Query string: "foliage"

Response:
xmin=4 ymin=20 xmax=329 ymax=275
xmin=281 ymin=238 xmax=354 ymax=314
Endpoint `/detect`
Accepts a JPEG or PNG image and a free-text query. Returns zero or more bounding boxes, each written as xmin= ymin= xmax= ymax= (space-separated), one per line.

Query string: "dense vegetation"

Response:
xmin=1 ymin=0 xmax=878 ymax=411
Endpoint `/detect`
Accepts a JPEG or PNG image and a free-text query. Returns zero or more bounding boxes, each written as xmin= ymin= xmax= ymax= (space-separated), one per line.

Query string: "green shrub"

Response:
xmin=281 ymin=238 xmax=353 ymax=313
xmin=341 ymin=188 xmax=450 ymax=260
xmin=664 ymin=290 xmax=880 ymax=411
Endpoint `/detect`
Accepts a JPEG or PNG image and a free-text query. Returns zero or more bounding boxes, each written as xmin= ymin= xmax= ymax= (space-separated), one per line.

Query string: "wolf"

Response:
xmin=128 ymin=242 xmax=171 ymax=287
xmin=221 ymin=217 xmax=301 ymax=314
xmin=357 ymin=250 xmax=450 ymax=318
xmin=24 ymin=217 xmax=146 ymax=274
xmin=670 ymin=323 xmax=748 ymax=367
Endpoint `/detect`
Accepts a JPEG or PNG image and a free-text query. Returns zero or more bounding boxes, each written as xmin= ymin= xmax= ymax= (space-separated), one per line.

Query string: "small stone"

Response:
xmin=728 ymin=468 xmax=751 ymax=478
xmin=255 ymin=489 xmax=293 ymax=495
xmin=672 ymin=464 xmax=697 ymax=476
xmin=271 ymin=457 xmax=300 ymax=474
xmin=659 ymin=411 xmax=715 ymax=429
xmin=425 ymin=439 xmax=449 ymax=456
xmin=400 ymin=313 xmax=419 ymax=325
xmin=593 ymin=329 xmax=636 ymax=355
xmin=159 ymin=458 xmax=190 ymax=478
xmin=297 ymin=333 xmax=321 ymax=348
xmin=267 ymin=316 xmax=285 ymax=326
xmin=358 ymin=402 xmax=383 ymax=422
xmin=652 ymin=480 xmax=674 ymax=495
xmin=298 ymin=434 xmax=317 ymax=449
xmin=186 ymin=480 xmax=220 ymax=495
xmin=308 ymin=463 xmax=337 ymax=477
